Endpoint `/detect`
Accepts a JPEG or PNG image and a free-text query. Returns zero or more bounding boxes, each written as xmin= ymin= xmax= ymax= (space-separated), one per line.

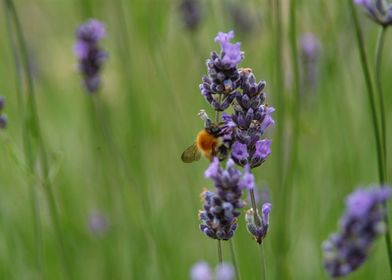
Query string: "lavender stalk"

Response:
xmin=349 ymin=0 xmax=392 ymax=272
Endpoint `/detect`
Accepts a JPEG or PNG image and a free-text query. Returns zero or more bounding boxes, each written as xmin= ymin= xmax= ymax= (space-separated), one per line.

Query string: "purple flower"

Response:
xmin=204 ymin=157 xmax=220 ymax=179
xmin=354 ymin=0 xmax=392 ymax=26
xmin=214 ymin=31 xmax=243 ymax=68
xmin=199 ymin=31 xmax=243 ymax=112
xmin=245 ymin=203 xmax=272 ymax=244
xmin=75 ymin=19 xmax=107 ymax=93
xmin=239 ymin=166 xmax=255 ymax=190
xmin=300 ymin=33 xmax=321 ymax=91
xmin=191 ymin=262 xmax=213 ymax=280
xmin=199 ymin=159 xmax=245 ymax=240
xmin=323 ymin=185 xmax=392 ymax=277
xmin=260 ymin=106 xmax=275 ymax=131
xmin=216 ymin=263 xmax=234 ymax=280
xmin=88 ymin=211 xmax=108 ymax=236
xmin=231 ymin=141 xmax=249 ymax=165
xmin=262 ymin=203 xmax=272 ymax=226
xmin=190 ymin=262 xmax=234 ymax=280
xmin=250 ymin=139 xmax=272 ymax=168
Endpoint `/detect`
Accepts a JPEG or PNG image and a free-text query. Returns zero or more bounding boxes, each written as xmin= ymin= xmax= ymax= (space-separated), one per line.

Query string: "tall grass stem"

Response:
xmin=375 ymin=27 xmax=387 ymax=181
xmin=229 ymin=239 xmax=241 ymax=280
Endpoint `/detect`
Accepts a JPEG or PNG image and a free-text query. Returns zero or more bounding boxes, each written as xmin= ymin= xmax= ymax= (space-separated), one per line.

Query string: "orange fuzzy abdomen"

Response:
xmin=196 ymin=130 xmax=218 ymax=159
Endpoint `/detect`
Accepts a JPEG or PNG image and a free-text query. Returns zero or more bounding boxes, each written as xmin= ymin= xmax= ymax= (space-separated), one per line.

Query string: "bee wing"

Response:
xmin=181 ymin=143 xmax=201 ymax=163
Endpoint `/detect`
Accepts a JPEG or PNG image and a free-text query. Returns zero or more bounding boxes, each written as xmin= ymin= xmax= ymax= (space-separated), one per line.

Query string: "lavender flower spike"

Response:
xmin=245 ymin=202 xmax=272 ymax=244
xmin=322 ymin=185 xmax=392 ymax=277
xmin=75 ymin=19 xmax=107 ymax=93
xmin=199 ymin=159 xmax=245 ymax=240
xmin=199 ymin=31 xmax=243 ymax=112
xmin=179 ymin=0 xmax=202 ymax=31
xmin=354 ymin=0 xmax=392 ymax=27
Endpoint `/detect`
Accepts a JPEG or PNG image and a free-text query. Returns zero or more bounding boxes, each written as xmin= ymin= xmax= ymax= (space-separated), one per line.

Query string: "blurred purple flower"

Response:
xmin=75 ymin=19 xmax=107 ymax=93
xmin=216 ymin=263 xmax=234 ymax=280
xmin=323 ymin=185 xmax=392 ymax=277
xmin=300 ymin=33 xmax=321 ymax=91
xmin=88 ymin=211 xmax=108 ymax=236
xmin=179 ymin=0 xmax=202 ymax=31
xmin=354 ymin=0 xmax=392 ymax=26
xmin=245 ymin=201 xmax=272 ymax=244
xmin=190 ymin=262 xmax=234 ymax=280
xmin=191 ymin=262 xmax=213 ymax=280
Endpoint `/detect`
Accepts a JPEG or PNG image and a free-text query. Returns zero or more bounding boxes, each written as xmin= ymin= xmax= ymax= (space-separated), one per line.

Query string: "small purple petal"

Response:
xmin=204 ymin=157 xmax=220 ymax=179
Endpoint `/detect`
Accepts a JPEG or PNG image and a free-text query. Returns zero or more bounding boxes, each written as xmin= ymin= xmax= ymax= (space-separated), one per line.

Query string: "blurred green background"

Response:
xmin=0 ymin=0 xmax=391 ymax=279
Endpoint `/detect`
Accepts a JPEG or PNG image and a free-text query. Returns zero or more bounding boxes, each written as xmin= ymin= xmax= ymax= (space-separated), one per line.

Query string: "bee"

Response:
xmin=181 ymin=117 xmax=227 ymax=163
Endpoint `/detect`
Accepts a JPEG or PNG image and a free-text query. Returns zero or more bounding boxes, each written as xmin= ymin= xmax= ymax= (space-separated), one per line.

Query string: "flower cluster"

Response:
xmin=354 ymin=0 xmax=392 ymax=26
xmin=228 ymin=69 xmax=274 ymax=168
xmin=190 ymin=261 xmax=234 ymax=280
xmin=196 ymin=31 xmax=273 ymax=244
xmin=0 ymin=96 xmax=7 ymax=129
xmin=246 ymin=202 xmax=272 ymax=244
xmin=199 ymin=31 xmax=243 ymax=112
xmin=74 ymin=19 xmax=107 ymax=93
xmin=199 ymin=158 xmax=246 ymax=240
xmin=179 ymin=0 xmax=202 ymax=31
xmin=322 ymin=186 xmax=392 ymax=277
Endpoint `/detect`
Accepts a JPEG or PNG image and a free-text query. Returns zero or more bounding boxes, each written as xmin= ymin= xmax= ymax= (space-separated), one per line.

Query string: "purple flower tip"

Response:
xmin=346 ymin=186 xmax=392 ymax=218
xmin=239 ymin=165 xmax=255 ymax=190
xmin=262 ymin=202 xmax=272 ymax=225
xmin=76 ymin=19 xmax=106 ymax=42
xmin=255 ymin=139 xmax=272 ymax=160
xmin=214 ymin=31 xmax=235 ymax=45
xmin=204 ymin=157 xmax=220 ymax=179
xmin=232 ymin=141 xmax=249 ymax=162
xmin=214 ymin=31 xmax=243 ymax=68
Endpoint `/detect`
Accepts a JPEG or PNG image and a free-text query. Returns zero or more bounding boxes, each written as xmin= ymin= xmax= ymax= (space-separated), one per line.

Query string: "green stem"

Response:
xmin=375 ymin=27 xmax=387 ymax=181
xmin=229 ymin=239 xmax=241 ymax=280
xmin=348 ymin=1 xmax=392 ymax=273
xmin=217 ymin=240 xmax=223 ymax=265
xmin=249 ymin=189 xmax=261 ymax=227
xmin=249 ymin=189 xmax=266 ymax=279
xmin=6 ymin=0 xmax=72 ymax=277
xmin=259 ymin=244 xmax=267 ymax=280
xmin=274 ymin=0 xmax=284 ymax=186
xmin=3 ymin=1 xmax=44 ymax=276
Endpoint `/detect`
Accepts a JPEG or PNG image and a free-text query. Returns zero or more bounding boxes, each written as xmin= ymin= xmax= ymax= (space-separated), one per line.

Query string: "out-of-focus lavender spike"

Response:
xmin=88 ymin=211 xmax=108 ymax=237
xmin=322 ymin=185 xmax=392 ymax=277
xmin=190 ymin=261 xmax=213 ymax=280
xmin=75 ymin=19 xmax=107 ymax=94
xmin=190 ymin=261 xmax=234 ymax=280
xmin=179 ymin=0 xmax=202 ymax=31
xmin=300 ymin=33 xmax=321 ymax=92
xmin=226 ymin=3 xmax=257 ymax=35
xmin=216 ymin=263 xmax=235 ymax=280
